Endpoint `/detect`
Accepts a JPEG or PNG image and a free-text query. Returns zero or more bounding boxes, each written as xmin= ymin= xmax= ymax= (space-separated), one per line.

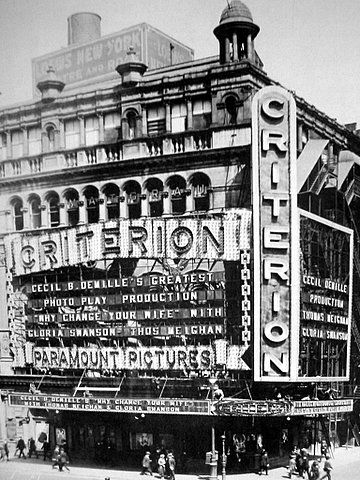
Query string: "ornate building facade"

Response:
xmin=0 ymin=0 xmax=359 ymax=470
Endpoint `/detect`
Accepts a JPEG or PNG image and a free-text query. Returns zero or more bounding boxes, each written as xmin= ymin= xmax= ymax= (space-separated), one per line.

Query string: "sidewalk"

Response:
xmin=1 ymin=446 xmax=359 ymax=480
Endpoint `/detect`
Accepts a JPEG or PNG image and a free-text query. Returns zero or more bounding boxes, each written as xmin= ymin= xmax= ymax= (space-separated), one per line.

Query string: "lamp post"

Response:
xmin=209 ymin=377 xmax=218 ymax=480
xmin=221 ymin=434 xmax=227 ymax=480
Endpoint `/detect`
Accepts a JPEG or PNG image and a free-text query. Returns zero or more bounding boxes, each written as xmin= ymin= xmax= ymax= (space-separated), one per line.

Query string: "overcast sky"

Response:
xmin=1 ymin=0 xmax=360 ymax=125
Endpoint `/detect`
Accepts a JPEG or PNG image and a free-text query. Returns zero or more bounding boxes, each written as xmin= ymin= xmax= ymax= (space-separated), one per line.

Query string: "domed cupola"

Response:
xmin=214 ymin=0 xmax=259 ymax=64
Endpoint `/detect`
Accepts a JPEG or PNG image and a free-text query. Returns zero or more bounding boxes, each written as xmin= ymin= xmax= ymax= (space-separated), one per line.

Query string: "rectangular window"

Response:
xmin=104 ymin=112 xmax=121 ymax=143
xmin=65 ymin=119 xmax=80 ymax=149
xmin=193 ymin=99 xmax=212 ymax=129
xmin=147 ymin=106 xmax=166 ymax=136
xmin=85 ymin=116 xmax=100 ymax=146
xmin=11 ymin=130 xmax=23 ymax=158
xmin=171 ymin=103 xmax=187 ymax=133
xmin=104 ymin=112 xmax=121 ymax=129
xmin=28 ymin=127 xmax=42 ymax=156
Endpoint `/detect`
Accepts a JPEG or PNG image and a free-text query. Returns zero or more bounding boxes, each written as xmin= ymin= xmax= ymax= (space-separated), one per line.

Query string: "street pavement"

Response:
xmin=0 ymin=446 xmax=359 ymax=480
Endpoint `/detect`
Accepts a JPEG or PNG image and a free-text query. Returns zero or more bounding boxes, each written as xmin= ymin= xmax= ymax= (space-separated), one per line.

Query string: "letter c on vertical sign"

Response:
xmin=262 ymin=98 xmax=285 ymax=121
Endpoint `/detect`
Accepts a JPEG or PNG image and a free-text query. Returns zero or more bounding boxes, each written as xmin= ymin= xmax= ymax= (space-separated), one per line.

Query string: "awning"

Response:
xmin=338 ymin=150 xmax=360 ymax=188
xmin=297 ymin=139 xmax=329 ymax=191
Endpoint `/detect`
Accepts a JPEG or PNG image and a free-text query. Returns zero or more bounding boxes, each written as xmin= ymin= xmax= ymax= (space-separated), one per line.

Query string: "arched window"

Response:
xmin=127 ymin=111 xmax=137 ymax=140
xmin=190 ymin=173 xmax=211 ymax=212
xmin=123 ymin=181 xmax=141 ymax=219
xmin=225 ymin=95 xmax=237 ymax=124
xmin=12 ymin=198 xmax=23 ymax=231
xmin=167 ymin=175 xmax=186 ymax=215
xmin=145 ymin=178 xmax=163 ymax=217
xmin=46 ymin=193 xmax=60 ymax=227
xmin=64 ymin=189 xmax=79 ymax=226
xmin=103 ymin=184 xmax=120 ymax=220
xmin=84 ymin=186 xmax=99 ymax=224
xmin=46 ymin=126 xmax=56 ymax=151
xmin=29 ymin=196 xmax=41 ymax=229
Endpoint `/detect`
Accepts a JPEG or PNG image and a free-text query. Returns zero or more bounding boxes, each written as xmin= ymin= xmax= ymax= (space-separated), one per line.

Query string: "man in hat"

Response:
xmin=167 ymin=452 xmax=176 ymax=480
xmin=141 ymin=451 xmax=153 ymax=475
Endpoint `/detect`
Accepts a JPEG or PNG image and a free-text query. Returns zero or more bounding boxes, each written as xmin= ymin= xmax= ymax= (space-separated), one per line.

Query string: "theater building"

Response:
xmin=0 ymin=1 xmax=359 ymax=470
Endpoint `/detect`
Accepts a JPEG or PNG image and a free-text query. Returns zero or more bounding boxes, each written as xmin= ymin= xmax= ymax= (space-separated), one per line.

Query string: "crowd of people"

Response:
xmin=141 ymin=449 xmax=176 ymax=479
xmin=288 ymin=445 xmax=333 ymax=480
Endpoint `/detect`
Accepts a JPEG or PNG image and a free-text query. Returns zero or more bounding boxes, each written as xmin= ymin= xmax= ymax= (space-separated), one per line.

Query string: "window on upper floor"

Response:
xmin=191 ymin=173 xmax=211 ymax=212
xmin=29 ymin=196 xmax=41 ymax=229
xmin=124 ymin=181 xmax=141 ymax=219
xmin=171 ymin=103 xmax=187 ymax=133
xmin=147 ymin=106 xmax=166 ymax=136
xmin=65 ymin=190 xmax=79 ymax=226
xmin=146 ymin=178 xmax=164 ymax=217
xmin=168 ymin=175 xmax=186 ymax=215
xmin=48 ymin=194 xmax=60 ymax=227
xmin=224 ymin=95 xmax=237 ymax=124
xmin=28 ymin=127 xmax=42 ymax=156
xmin=85 ymin=116 xmax=100 ymax=146
xmin=0 ymin=133 xmax=7 ymax=161
xmin=46 ymin=126 xmax=56 ymax=152
xmin=13 ymin=199 xmax=24 ymax=231
xmin=104 ymin=184 xmax=120 ymax=220
xmin=11 ymin=130 xmax=23 ymax=158
xmin=126 ymin=111 xmax=137 ymax=140
xmin=193 ymin=100 xmax=212 ymax=129
xmin=65 ymin=119 xmax=80 ymax=149
xmin=104 ymin=112 xmax=121 ymax=143
xmin=84 ymin=187 xmax=99 ymax=224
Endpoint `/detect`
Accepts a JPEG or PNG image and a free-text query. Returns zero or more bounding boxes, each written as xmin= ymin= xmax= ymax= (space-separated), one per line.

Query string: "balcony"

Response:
xmin=0 ymin=125 xmax=251 ymax=180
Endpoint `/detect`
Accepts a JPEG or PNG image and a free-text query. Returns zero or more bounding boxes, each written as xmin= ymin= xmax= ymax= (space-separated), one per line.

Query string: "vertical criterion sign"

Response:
xmin=252 ymin=86 xmax=299 ymax=381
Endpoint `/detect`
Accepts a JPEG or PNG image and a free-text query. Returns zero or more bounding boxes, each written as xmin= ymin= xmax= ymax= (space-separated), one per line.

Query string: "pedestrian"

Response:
xmin=158 ymin=453 xmax=166 ymax=478
xmin=288 ymin=454 xmax=296 ymax=479
xmin=0 ymin=442 xmax=5 ymax=461
xmin=310 ymin=459 xmax=321 ymax=480
xmin=300 ymin=449 xmax=310 ymax=479
xmin=52 ymin=445 xmax=60 ymax=469
xmin=167 ymin=452 xmax=176 ymax=480
xmin=4 ymin=440 xmax=9 ymax=461
xmin=320 ymin=441 xmax=328 ymax=458
xmin=15 ymin=437 xmax=26 ymax=459
xmin=28 ymin=437 xmax=37 ymax=458
xmin=321 ymin=454 xmax=333 ymax=480
xmin=58 ymin=446 xmax=70 ymax=472
xmin=258 ymin=448 xmax=269 ymax=475
xmin=42 ymin=440 xmax=51 ymax=461
xmin=141 ymin=451 xmax=153 ymax=475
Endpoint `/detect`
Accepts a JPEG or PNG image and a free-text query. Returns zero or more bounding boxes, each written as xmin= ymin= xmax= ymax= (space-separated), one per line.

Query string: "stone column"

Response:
xmin=98 ymin=113 xmax=104 ymax=143
xmin=119 ymin=197 xmax=127 ymax=219
xmin=41 ymin=204 xmax=48 ymax=228
xmin=225 ymin=37 xmax=231 ymax=62
xmin=163 ymin=192 xmax=171 ymax=215
xmin=59 ymin=120 xmax=65 ymax=149
xmin=165 ymin=103 xmax=171 ymax=133
xmin=185 ymin=191 xmax=192 ymax=213
xmin=22 ymin=207 xmax=30 ymax=229
xmin=6 ymin=132 xmax=11 ymax=159
xmin=78 ymin=196 xmax=86 ymax=224
xmin=142 ymin=106 xmax=148 ymax=136
xmin=141 ymin=195 xmax=148 ymax=217
xmin=22 ymin=127 xmax=28 ymax=157
xmin=186 ymin=98 xmax=193 ymax=130
xmin=99 ymin=194 xmax=106 ymax=222
xmin=247 ymin=34 xmax=253 ymax=61
xmin=79 ymin=116 xmax=85 ymax=146
xmin=59 ymin=203 xmax=67 ymax=226
xmin=232 ymin=32 xmax=239 ymax=61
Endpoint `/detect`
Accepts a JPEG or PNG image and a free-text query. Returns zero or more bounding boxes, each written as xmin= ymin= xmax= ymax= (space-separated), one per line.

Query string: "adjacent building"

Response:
xmin=0 ymin=0 xmax=359 ymax=470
